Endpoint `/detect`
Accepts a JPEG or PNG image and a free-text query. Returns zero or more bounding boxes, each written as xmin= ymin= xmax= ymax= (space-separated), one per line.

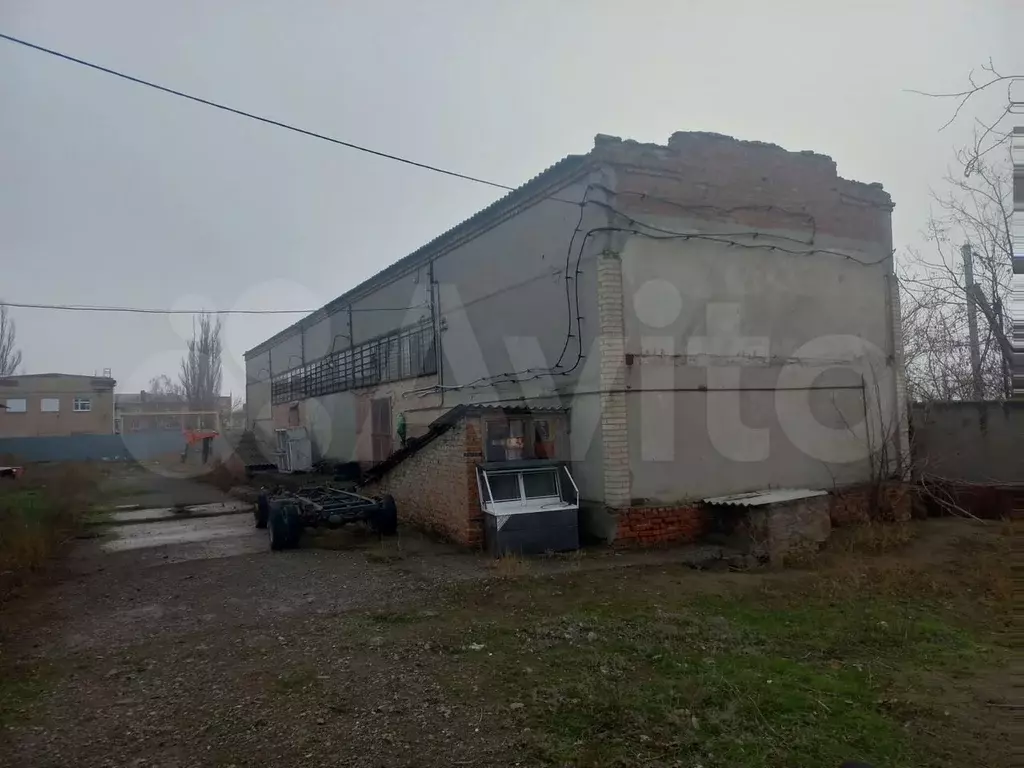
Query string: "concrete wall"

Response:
xmin=245 ymin=174 xmax=610 ymax=501
xmin=595 ymin=132 xmax=900 ymax=504
xmin=911 ymin=401 xmax=1024 ymax=484
xmin=619 ymin=230 xmax=897 ymax=501
xmin=0 ymin=430 xmax=228 ymax=463
xmin=0 ymin=375 xmax=115 ymax=437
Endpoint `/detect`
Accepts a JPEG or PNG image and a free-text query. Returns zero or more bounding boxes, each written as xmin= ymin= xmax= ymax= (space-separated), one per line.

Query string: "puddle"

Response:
xmin=109 ymin=500 xmax=252 ymax=525
xmin=101 ymin=514 xmax=266 ymax=560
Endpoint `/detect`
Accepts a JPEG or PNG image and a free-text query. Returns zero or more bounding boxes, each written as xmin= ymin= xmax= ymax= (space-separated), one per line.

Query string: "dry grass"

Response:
xmin=364 ymin=538 xmax=407 ymax=563
xmin=0 ymin=464 xmax=98 ymax=601
xmin=488 ymin=552 xmax=530 ymax=578
xmin=833 ymin=519 xmax=918 ymax=554
xmin=196 ymin=458 xmax=244 ymax=493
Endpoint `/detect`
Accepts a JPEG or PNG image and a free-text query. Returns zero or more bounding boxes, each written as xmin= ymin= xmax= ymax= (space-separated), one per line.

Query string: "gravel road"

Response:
xmin=0 ymin=476 xmax=512 ymax=768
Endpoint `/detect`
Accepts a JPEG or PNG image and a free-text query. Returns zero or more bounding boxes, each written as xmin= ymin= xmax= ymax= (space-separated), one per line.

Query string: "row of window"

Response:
xmin=4 ymin=397 xmax=92 ymax=413
xmin=270 ymin=322 xmax=438 ymax=404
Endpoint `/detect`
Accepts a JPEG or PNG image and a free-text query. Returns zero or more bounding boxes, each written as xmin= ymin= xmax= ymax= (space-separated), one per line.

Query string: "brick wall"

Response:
xmin=360 ymin=421 xmax=483 ymax=548
xmin=597 ymin=250 xmax=631 ymax=507
xmin=362 ymin=420 xmax=483 ymax=546
xmin=594 ymin=132 xmax=893 ymax=246
xmin=614 ymin=504 xmax=708 ymax=548
xmin=829 ymin=483 xmax=912 ymax=526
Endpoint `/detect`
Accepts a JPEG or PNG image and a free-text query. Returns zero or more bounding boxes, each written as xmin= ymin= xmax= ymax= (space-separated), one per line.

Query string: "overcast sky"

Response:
xmin=1 ymin=0 xmax=1020 ymax=397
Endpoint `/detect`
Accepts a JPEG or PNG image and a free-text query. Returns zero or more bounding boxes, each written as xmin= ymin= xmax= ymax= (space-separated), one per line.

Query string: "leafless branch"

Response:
xmin=0 ymin=304 xmax=23 ymax=376
xmin=898 ymin=142 xmax=1011 ymax=401
xmin=908 ymin=59 xmax=1023 ymax=175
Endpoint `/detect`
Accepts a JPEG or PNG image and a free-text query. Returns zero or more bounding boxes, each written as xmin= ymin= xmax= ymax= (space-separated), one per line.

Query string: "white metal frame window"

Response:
xmin=477 ymin=464 xmax=580 ymax=515
xmin=5 ymin=398 xmax=27 ymax=413
xmin=40 ymin=398 xmax=60 ymax=412
xmin=73 ymin=398 xmax=92 ymax=412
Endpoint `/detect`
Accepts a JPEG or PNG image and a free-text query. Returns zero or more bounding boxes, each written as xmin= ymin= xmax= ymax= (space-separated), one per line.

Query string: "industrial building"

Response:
xmin=0 ymin=373 xmax=116 ymax=437
xmin=245 ymin=131 xmax=906 ymax=545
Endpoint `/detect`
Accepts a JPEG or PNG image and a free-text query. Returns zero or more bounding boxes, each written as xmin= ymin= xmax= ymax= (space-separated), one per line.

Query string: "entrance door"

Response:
xmin=370 ymin=397 xmax=393 ymax=463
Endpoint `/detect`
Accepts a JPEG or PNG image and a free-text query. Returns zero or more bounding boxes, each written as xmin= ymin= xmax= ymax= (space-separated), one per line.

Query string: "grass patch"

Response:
xmin=488 ymin=552 xmax=530 ymax=578
xmin=833 ymin=520 xmax=918 ymax=554
xmin=405 ymin=521 xmax=1015 ymax=767
xmin=0 ymin=662 xmax=53 ymax=727
xmin=0 ymin=464 xmax=98 ymax=600
xmin=458 ymin=602 xmax=985 ymax=766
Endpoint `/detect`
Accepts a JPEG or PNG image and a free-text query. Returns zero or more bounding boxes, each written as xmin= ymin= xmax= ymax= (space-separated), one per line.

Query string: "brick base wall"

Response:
xmin=614 ymin=504 xmax=709 ymax=548
xmin=361 ymin=421 xmax=483 ymax=547
xmin=829 ymin=483 xmax=912 ymax=526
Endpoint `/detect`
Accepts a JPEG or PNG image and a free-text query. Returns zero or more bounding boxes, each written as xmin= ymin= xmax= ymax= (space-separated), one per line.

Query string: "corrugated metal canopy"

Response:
xmin=702 ymin=489 xmax=828 ymax=507
xmin=470 ymin=404 xmax=568 ymax=414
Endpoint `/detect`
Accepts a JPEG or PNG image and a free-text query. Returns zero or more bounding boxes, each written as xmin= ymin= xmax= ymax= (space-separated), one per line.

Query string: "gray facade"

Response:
xmin=246 ymin=132 xmax=903 ymax=517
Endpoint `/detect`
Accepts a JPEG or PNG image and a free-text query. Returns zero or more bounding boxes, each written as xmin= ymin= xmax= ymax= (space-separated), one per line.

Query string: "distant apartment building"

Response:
xmin=0 ymin=373 xmax=116 ymax=437
xmin=114 ymin=392 xmax=231 ymax=433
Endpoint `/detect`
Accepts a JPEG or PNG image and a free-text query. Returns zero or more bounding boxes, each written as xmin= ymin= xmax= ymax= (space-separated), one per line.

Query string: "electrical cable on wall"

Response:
xmin=422 ymin=205 xmax=894 ymax=394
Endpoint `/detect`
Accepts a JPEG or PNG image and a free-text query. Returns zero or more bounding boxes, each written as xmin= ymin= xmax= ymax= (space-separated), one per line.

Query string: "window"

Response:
xmin=485 ymin=417 xmax=555 ymax=461
xmin=73 ymin=398 xmax=92 ymax=412
xmin=523 ymin=470 xmax=559 ymax=499
xmin=5 ymin=398 xmax=26 ymax=413
xmin=477 ymin=463 xmax=580 ymax=515
xmin=271 ymin=320 xmax=437 ymax=404
xmin=40 ymin=398 xmax=60 ymax=412
xmin=488 ymin=474 xmax=521 ymax=501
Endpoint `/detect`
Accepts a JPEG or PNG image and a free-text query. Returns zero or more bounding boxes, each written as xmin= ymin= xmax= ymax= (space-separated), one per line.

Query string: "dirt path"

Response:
xmin=1 ymin=545 xmax=503 ymax=768
xmin=0 ymin=468 xmax=511 ymax=768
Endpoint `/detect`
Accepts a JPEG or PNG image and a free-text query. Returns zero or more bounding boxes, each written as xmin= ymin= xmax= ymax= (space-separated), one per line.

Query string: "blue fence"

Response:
xmin=0 ymin=431 xmax=229 ymax=463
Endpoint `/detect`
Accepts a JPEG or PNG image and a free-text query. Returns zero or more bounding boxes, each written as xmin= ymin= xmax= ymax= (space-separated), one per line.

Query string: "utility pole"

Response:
xmin=994 ymin=296 xmax=1011 ymax=399
xmin=962 ymin=243 xmax=983 ymax=400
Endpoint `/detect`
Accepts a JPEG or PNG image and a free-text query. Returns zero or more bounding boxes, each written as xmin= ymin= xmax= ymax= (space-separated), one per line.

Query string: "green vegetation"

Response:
xmin=380 ymin=521 xmax=1014 ymax=767
xmin=0 ymin=662 xmax=53 ymax=728
xmin=0 ymin=464 xmax=97 ymax=600
xmin=453 ymin=594 xmax=992 ymax=766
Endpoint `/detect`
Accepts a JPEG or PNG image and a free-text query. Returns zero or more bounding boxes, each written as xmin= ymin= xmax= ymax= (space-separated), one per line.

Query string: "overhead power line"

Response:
xmin=3 ymin=301 xmax=425 ymax=315
xmin=0 ymin=32 xmax=516 ymax=193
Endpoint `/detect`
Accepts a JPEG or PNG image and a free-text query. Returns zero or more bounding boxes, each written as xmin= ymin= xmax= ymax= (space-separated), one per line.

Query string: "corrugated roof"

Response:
xmin=472 ymin=404 xmax=568 ymax=414
xmin=358 ymin=402 xmax=569 ymax=486
xmin=702 ymin=489 xmax=828 ymax=507
xmin=245 ymin=153 xmax=590 ymax=359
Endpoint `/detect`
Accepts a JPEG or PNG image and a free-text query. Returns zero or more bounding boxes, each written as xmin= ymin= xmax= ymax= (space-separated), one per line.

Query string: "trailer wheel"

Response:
xmin=268 ymin=501 xmax=301 ymax=551
xmin=371 ymin=495 xmax=398 ymax=536
xmin=254 ymin=493 xmax=269 ymax=529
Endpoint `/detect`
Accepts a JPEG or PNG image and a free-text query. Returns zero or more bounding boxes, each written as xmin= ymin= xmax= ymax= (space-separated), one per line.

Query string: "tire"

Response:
xmin=254 ymin=493 xmax=269 ymax=529
xmin=371 ymin=495 xmax=398 ymax=536
xmin=268 ymin=501 xmax=301 ymax=551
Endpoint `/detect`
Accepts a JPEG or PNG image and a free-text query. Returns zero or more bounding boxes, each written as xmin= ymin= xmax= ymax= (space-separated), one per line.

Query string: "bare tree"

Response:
xmin=899 ymin=141 xmax=1012 ymax=400
xmin=148 ymin=374 xmax=183 ymax=397
xmin=178 ymin=313 xmax=223 ymax=410
xmin=908 ymin=59 xmax=1022 ymax=176
xmin=0 ymin=304 xmax=23 ymax=376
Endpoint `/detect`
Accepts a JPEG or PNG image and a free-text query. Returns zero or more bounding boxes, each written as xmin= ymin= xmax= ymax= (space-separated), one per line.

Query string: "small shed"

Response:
xmin=360 ymin=404 xmax=579 ymax=552
xmin=702 ymin=488 xmax=832 ymax=564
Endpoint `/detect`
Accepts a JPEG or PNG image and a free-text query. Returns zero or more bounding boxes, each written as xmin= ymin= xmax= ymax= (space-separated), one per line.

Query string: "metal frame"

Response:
xmin=477 ymin=462 xmax=580 ymax=515
xmin=261 ymin=483 xmax=395 ymax=530
xmin=271 ymin=320 xmax=436 ymax=404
